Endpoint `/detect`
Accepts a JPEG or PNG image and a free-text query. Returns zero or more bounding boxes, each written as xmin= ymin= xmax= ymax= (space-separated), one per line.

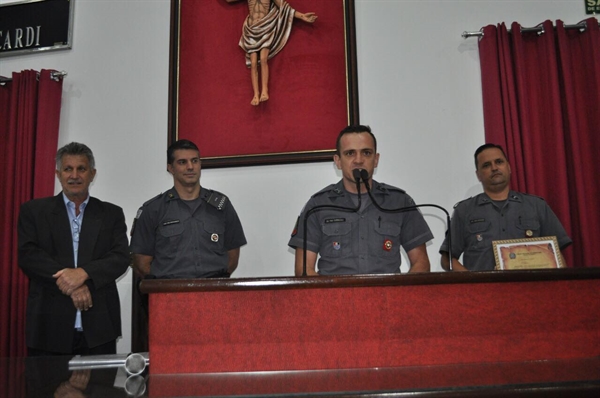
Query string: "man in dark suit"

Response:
xmin=18 ymin=142 xmax=129 ymax=356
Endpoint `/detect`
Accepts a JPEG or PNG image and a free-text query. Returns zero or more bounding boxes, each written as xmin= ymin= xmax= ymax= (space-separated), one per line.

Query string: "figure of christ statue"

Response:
xmin=226 ymin=0 xmax=317 ymax=105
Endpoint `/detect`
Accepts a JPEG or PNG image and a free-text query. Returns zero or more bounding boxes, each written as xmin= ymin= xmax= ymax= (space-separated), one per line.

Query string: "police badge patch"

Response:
xmin=383 ymin=239 xmax=392 ymax=251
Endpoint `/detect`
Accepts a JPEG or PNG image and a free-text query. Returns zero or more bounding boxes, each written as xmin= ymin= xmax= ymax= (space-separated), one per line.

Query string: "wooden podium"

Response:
xmin=139 ymin=268 xmax=600 ymax=377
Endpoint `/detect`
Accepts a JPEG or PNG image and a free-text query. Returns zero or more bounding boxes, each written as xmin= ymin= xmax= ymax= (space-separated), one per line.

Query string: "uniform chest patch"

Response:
xmin=383 ymin=239 xmax=393 ymax=251
xmin=469 ymin=218 xmax=485 ymax=224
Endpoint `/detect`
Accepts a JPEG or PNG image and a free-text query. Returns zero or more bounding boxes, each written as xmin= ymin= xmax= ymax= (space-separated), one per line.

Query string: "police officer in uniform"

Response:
xmin=130 ymin=139 xmax=246 ymax=279
xmin=440 ymin=143 xmax=571 ymax=271
xmin=288 ymin=125 xmax=433 ymax=276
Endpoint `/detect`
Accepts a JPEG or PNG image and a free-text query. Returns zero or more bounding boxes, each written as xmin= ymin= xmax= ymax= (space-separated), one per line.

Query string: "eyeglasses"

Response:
xmin=72 ymin=219 xmax=80 ymax=243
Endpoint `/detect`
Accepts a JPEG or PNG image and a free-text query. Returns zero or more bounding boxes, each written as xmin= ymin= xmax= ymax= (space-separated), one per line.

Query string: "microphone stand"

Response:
xmin=301 ymin=170 xmax=363 ymax=276
xmin=359 ymin=170 xmax=453 ymax=271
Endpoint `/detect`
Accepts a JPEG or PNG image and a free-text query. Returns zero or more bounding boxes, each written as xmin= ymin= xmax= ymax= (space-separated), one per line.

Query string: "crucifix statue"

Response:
xmin=226 ymin=0 xmax=317 ymax=106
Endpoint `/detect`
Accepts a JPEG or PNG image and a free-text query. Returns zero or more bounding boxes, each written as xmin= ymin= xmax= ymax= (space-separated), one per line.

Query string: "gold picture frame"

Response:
xmin=493 ymin=236 xmax=564 ymax=270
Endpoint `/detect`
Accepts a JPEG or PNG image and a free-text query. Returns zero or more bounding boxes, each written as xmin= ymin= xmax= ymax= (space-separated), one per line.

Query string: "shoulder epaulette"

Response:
xmin=142 ymin=192 xmax=163 ymax=207
xmin=377 ymin=183 xmax=405 ymax=194
xmin=312 ymin=184 xmax=338 ymax=198
xmin=454 ymin=196 xmax=473 ymax=209
xmin=205 ymin=190 xmax=229 ymax=210
xmin=520 ymin=192 xmax=546 ymax=201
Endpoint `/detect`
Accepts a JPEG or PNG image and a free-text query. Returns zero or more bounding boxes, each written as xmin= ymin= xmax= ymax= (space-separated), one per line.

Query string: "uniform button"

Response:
xmin=502 ymin=229 xmax=505 ymax=232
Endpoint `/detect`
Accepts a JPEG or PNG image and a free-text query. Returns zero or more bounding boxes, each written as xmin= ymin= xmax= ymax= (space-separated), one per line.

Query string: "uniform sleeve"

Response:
xmin=287 ymin=198 xmax=321 ymax=253
xmin=223 ymin=201 xmax=247 ymax=250
xmin=440 ymin=206 xmax=466 ymax=259
xmin=130 ymin=204 xmax=156 ymax=257
xmin=539 ymin=202 xmax=572 ymax=249
xmin=399 ymin=195 xmax=434 ymax=252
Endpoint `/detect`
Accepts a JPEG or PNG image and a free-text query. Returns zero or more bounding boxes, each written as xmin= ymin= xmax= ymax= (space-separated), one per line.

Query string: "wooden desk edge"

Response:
xmin=140 ymin=267 xmax=600 ymax=294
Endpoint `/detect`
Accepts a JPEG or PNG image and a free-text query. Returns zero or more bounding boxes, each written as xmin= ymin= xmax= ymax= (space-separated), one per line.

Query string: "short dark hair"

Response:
xmin=167 ymin=139 xmax=200 ymax=164
xmin=474 ymin=143 xmax=508 ymax=170
xmin=335 ymin=125 xmax=377 ymax=155
xmin=55 ymin=142 xmax=95 ymax=170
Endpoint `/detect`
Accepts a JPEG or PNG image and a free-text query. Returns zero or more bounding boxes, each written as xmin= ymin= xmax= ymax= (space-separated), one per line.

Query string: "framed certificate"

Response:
xmin=493 ymin=236 xmax=565 ymax=270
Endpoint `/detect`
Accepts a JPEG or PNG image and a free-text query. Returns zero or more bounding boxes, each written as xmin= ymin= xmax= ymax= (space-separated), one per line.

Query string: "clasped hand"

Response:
xmin=53 ymin=268 xmax=92 ymax=311
xmin=70 ymin=285 xmax=93 ymax=311
xmin=53 ymin=268 xmax=88 ymax=295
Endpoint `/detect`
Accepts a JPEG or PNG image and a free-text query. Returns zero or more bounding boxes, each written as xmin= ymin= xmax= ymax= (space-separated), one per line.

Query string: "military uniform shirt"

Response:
xmin=439 ymin=191 xmax=571 ymax=271
xmin=130 ymin=187 xmax=247 ymax=278
xmin=288 ymin=180 xmax=434 ymax=275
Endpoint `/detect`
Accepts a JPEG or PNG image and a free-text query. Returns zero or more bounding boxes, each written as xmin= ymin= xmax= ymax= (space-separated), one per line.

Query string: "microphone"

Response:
xmin=301 ymin=170 xmax=363 ymax=276
xmin=352 ymin=168 xmax=362 ymax=203
xmin=352 ymin=168 xmax=362 ymax=187
xmin=359 ymin=171 xmax=454 ymax=271
xmin=360 ymin=169 xmax=370 ymax=191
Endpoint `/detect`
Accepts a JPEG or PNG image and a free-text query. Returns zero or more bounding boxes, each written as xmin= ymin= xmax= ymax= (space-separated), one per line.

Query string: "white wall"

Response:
xmin=1 ymin=0 xmax=587 ymax=353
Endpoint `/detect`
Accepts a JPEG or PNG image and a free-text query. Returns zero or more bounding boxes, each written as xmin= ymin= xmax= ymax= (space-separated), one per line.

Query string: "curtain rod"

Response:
xmin=0 ymin=70 xmax=68 ymax=84
xmin=462 ymin=20 xmax=595 ymax=38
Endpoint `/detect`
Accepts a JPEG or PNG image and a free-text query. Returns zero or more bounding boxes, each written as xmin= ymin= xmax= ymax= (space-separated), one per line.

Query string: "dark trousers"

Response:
xmin=27 ymin=331 xmax=116 ymax=357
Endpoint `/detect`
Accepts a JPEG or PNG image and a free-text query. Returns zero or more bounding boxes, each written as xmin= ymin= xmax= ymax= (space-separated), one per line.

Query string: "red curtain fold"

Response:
xmin=0 ymin=70 xmax=63 ymax=358
xmin=478 ymin=18 xmax=600 ymax=267
xmin=556 ymin=20 xmax=600 ymax=269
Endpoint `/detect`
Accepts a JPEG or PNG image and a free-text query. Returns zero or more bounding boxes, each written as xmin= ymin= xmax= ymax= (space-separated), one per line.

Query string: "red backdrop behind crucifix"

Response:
xmin=171 ymin=0 xmax=356 ymax=167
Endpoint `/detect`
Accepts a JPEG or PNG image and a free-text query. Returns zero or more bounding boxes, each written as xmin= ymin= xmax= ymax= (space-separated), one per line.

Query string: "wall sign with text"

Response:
xmin=0 ymin=0 xmax=74 ymax=58
xmin=585 ymin=0 xmax=600 ymax=14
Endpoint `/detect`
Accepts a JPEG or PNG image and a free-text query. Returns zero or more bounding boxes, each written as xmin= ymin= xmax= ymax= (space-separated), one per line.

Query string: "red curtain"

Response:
xmin=0 ymin=70 xmax=63 ymax=358
xmin=478 ymin=18 xmax=600 ymax=268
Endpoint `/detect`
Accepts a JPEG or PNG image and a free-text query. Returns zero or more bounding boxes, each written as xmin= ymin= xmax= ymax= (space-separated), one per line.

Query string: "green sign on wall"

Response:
xmin=585 ymin=0 xmax=600 ymax=14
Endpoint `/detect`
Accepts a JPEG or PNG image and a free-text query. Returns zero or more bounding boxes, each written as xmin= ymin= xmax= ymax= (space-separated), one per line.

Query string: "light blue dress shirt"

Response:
xmin=62 ymin=193 xmax=90 ymax=331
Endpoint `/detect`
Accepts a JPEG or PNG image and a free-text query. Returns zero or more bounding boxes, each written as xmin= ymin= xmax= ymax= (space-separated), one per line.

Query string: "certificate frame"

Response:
xmin=168 ymin=0 xmax=359 ymax=169
xmin=493 ymin=236 xmax=565 ymax=270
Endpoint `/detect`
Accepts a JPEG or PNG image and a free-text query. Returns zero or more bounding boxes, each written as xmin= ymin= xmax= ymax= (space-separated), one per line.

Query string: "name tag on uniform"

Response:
xmin=470 ymin=218 xmax=485 ymax=224
xmin=325 ymin=218 xmax=346 ymax=223
xmin=162 ymin=219 xmax=180 ymax=226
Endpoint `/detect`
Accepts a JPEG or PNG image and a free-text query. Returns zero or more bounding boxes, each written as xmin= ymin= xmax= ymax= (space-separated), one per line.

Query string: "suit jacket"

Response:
xmin=18 ymin=194 xmax=130 ymax=353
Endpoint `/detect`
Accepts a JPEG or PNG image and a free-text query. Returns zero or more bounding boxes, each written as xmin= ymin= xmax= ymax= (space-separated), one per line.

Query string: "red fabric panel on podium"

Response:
xmin=147 ymin=276 xmax=600 ymax=374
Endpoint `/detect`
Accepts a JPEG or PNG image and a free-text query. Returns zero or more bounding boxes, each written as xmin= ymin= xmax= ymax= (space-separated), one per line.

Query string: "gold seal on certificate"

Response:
xmin=492 ymin=236 xmax=564 ymax=270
